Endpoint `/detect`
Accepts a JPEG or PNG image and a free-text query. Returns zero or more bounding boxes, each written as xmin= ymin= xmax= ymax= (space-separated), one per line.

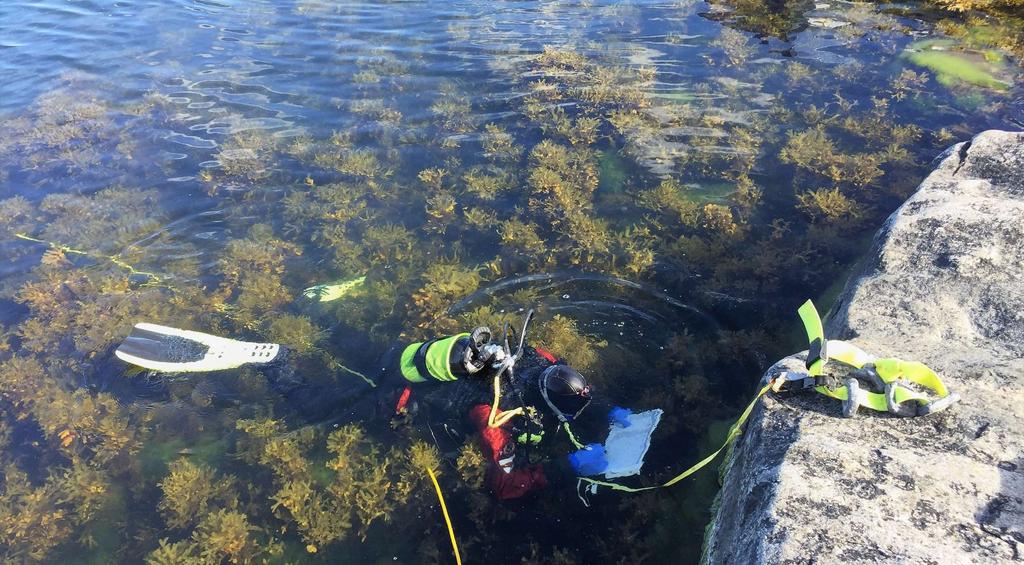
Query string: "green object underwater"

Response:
xmin=905 ymin=40 xmax=1011 ymax=91
xmin=598 ymin=150 xmax=629 ymax=194
xmin=301 ymin=276 xmax=367 ymax=302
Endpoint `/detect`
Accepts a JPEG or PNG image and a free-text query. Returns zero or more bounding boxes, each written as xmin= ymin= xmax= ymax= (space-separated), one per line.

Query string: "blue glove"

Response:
xmin=568 ymin=444 xmax=608 ymax=476
xmin=608 ymin=406 xmax=633 ymax=428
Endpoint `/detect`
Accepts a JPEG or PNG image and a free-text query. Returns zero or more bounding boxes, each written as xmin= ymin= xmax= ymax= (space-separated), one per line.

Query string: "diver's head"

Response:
xmin=539 ymin=365 xmax=592 ymax=421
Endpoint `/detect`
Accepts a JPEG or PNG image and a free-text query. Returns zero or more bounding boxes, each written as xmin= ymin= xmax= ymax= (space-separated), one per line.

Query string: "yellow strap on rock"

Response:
xmin=874 ymin=358 xmax=950 ymax=397
xmin=799 ymin=301 xmax=877 ymax=372
xmin=577 ymin=381 xmax=773 ymax=493
xmin=825 ymin=340 xmax=876 ymax=370
xmin=797 ymin=300 xmax=955 ymax=414
xmin=798 ymin=300 xmax=829 ymax=376
xmin=812 ymin=381 xmax=927 ymax=412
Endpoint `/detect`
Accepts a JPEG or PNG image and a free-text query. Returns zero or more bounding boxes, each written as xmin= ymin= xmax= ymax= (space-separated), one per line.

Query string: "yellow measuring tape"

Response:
xmin=425 ymin=466 xmax=462 ymax=565
xmin=578 ymin=380 xmax=773 ymax=493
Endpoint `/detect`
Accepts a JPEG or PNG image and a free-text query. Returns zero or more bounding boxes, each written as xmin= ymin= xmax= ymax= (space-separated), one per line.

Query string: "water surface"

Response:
xmin=0 ymin=0 xmax=1021 ymax=563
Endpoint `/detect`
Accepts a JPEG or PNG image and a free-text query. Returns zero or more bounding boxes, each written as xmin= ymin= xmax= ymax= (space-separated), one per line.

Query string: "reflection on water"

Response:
xmin=0 ymin=0 xmax=1021 ymax=562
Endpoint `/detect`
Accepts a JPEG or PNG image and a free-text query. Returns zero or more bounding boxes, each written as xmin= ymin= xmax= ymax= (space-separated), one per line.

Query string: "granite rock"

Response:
xmin=704 ymin=130 xmax=1024 ymax=564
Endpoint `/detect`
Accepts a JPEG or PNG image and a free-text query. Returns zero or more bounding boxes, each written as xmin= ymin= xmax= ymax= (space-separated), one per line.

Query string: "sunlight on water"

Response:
xmin=0 ymin=0 xmax=1021 ymax=562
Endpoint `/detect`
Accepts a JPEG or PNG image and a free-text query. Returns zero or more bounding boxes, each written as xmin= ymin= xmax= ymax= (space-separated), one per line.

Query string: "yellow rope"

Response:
xmin=487 ymin=374 xmax=523 ymax=428
xmin=562 ymin=422 xmax=585 ymax=450
xmin=14 ymin=232 xmax=162 ymax=282
xmin=337 ymin=364 xmax=376 ymax=387
xmin=324 ymin=353 xmax=377 ymax=387
xmin=425 ymin=466 xmax=462 ymax=565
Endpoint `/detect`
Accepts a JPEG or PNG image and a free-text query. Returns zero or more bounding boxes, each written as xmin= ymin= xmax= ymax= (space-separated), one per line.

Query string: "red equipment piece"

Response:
xmin=534 ymin=347 xmax=557 ymax=364
xmin=468 ymin=404 xmax=547 ymax=500
xmin=395 ymin=385 xmax=412 ymax=413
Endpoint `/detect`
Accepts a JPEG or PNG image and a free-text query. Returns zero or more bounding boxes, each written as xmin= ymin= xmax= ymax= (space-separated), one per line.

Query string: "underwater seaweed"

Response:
xmin=145 ymin=538 xmax=203 ymax=565
xmin=931 ymin=0 xmax=1024 ymax=14
xmin=409 ymin=260 xmax=484 ymax=332
xmin=0 ymin=465 xmax=78 ymax=561
xmin=455 ymin=442 xmax=487 ymax=491
xmin=158 ymin=458 xmax=238 ymax=529
xmin=0 ymin=196 xmax=37 ymax=239
xmin=797 ymin=187 xmax=862 ymax=224
xmin=0 ymin=81 xmax=168 ymax=189
xmin=711 ymin=28 xmax=756 ymax=66
xmin=270 ymin=479 xmax=351 ymax=549
xmin=611 ymin=226 xmax=657 ymax=277
xmin=704 ymin=0 xmax=813 ymax=39
xmin=481 ymin=123 xmax=524 ymax=163
xmin=265 ymin=315 xmax=325 ymax=355
xmin=497 ymin=219 xmax=552 ymax=272
xmin=462 ymin=167 xmax=512 ymax=201
xmin=430 ymin=90 xmax=476 ymax=134
xmin=934 ymin=17 xmax=1024 ymax=62
xmin=531 ymin=314 xmax=608 ymax=374
xmin=0 ymin=3 xmax=1017 ymax=563
xmin=214 ymin=130 xmax=281 ymax=182
xmin=636 ymin=179 xmax=701 ymax=229
xmin=698 ymin=204 xmax=740 ymax=238
xmin=0 ymin=459 xmax=120 ymax=562
xmin=192 ymin=509 xmax=267 ymax=564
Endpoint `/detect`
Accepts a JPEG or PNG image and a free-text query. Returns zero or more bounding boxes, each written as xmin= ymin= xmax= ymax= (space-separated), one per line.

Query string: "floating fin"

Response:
xmin=115 ymin=323 xmax=281 ymax=373
xmin=301 ymin=276 xmax=366 ymax=303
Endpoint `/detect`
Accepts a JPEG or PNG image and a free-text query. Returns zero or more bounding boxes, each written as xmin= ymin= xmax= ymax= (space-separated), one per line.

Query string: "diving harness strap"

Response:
xmin=576 ymin=299 xmax=958 ymax=498
xmin=786 ymin=300 xmax=960 ymax=418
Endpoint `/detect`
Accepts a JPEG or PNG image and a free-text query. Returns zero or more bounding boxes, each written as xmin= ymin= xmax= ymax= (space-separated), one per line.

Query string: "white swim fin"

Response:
xmin=115 ymin=323 xmax=281 ymax=373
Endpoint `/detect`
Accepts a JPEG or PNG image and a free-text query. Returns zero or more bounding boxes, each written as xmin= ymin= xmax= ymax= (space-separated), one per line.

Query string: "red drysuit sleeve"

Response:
xmin=469 ymin=404 xmax=548 ymax=500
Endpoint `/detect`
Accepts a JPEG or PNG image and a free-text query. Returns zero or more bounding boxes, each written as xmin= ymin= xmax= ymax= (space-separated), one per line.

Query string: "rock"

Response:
xmin=704 ymin=130 xmax=1024 ymax=564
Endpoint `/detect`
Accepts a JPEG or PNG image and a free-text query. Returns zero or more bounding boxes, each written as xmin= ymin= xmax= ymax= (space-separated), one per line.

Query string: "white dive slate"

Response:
xmin=603 ymin=408 xmax=663 ymax=479
xmin=115 ymin=323 xmax=281 ymax=373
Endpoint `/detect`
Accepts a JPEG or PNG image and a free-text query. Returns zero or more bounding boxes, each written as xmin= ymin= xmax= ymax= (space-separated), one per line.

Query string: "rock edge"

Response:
xmin=703 ymin=130 xmax=1024 ymax=564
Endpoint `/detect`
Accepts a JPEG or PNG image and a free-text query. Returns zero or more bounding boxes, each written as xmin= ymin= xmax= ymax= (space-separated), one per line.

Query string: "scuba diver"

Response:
xmin=378 ymin=310 xmax=629 ymax=500
xmin=113 ymin=310 xmax=626 ymax=500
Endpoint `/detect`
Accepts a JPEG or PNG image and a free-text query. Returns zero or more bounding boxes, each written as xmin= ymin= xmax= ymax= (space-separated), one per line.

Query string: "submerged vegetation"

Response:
xmin=0 ymin=0 xmax=1020 ymax=562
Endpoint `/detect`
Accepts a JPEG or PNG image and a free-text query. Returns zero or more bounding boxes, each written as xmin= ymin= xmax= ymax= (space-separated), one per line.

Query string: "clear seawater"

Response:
xmin=0 ymin=0 xmax=1021 ymax=563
